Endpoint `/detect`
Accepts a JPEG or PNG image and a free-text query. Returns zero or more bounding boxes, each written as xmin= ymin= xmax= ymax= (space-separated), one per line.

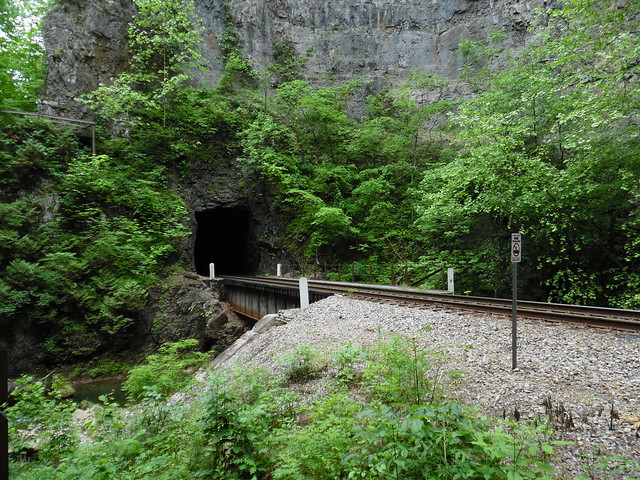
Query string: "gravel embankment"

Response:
xmin=214 ymin=295 xmax=640 ymax=478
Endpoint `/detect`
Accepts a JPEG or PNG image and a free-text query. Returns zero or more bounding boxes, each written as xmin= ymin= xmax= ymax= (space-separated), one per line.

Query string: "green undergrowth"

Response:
xmin=121 ymin=338 xmax=210 ymax=402
xmin=11 ymin=335 xmax=636 ymax=479
xmin=0 ymin=116 xmax=190 ymax=364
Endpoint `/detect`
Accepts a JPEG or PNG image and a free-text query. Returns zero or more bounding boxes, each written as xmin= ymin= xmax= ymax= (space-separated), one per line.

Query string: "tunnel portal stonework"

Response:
xmin=184 ymin=163 xmax=284 ymax=279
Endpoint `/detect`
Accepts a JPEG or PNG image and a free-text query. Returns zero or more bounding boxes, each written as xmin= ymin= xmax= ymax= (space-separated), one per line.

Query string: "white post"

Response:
xmin=209 ymin=263 xmax=215 ymax=279
xmin=299 ymin=277 xmax=309 ymax=309
xmin=277 ymin=263 xmax=282 ymax=277
xmin=447 ymin=268 xmax=454 ymax=293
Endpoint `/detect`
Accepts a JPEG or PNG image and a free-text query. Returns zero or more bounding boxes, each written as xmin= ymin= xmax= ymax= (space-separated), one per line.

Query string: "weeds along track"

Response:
xmin=221 ymin=276 xmax=640 ymax=332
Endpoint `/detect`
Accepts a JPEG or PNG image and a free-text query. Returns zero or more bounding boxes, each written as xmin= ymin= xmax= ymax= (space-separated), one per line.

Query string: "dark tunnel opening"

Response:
xmin=194 ymin=208 xmax=259 ymax=276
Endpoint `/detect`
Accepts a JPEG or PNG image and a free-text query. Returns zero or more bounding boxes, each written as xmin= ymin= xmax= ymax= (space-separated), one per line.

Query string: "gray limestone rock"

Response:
xmin=147 ymin=273 xmax=251 ymax=353
xmin=41 ymin=0 xmax=548 ymax=120
xmin=41 ymin=0 xmax=136 ymax=120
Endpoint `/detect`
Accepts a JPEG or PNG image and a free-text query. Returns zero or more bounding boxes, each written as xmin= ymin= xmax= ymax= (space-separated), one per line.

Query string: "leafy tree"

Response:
xmin=238 ymin=76 xmax=454 ymax=265
xmin=85 ymin=0 xmax=206 ymax=128
xmin=415 ymin=0 xmax=640 ymax=306
xmin=0 ymin=0 xmax=49 ymax=110
xmin=308 ymin=206 xmax=359 ymax=257
xmin=273 ymin=79 xmax=359 ymax=165
xmin=342 ymin=77 xmax=453 ymax=262
xmin=457 ymin=28 xmax=508 ymax=92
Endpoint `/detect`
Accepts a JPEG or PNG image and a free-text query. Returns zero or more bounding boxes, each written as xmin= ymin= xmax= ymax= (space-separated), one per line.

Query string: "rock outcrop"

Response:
xmin=41 ymin=0 xmax=548 ymax=120
xmin=216 ymin=0 xmax=545 ymax=83
xmin=139 ymin=273 xmax=251 ymax=354
xmin=40 ymin=0 xmax=135 ymax=120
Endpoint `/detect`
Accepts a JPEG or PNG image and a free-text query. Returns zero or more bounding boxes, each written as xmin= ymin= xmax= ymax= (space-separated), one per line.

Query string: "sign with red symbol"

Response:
xmin=511 ymin=233 xmax=522 ymax=263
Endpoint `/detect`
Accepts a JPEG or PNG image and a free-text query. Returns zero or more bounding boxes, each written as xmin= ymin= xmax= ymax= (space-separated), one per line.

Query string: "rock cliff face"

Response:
xmin=40 ymin=0 xmax=135 ymax=120
xmin=41 ymin=0 xmax=547 ymax=120
xmin=214 ymin=0 xmax=543 ymax=83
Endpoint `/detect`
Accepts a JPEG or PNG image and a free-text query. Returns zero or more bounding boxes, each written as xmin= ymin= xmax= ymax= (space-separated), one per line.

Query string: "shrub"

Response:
xmin=363 ymin=334 xmax=446 ymax=406
xmin=122 ymin=339 xmax=208 ymax=401
xmin=6 ymin=338 xmax=574 ymax=479
xmin=332 ymin=342 xmax=366 ymax=385
xmin=199 ymin=374 xmax=273 ymax=479
xmin=6 ymin=376 xmax=76 ymax=463
xmin=281 ymin=345 xmax=321 ymax=383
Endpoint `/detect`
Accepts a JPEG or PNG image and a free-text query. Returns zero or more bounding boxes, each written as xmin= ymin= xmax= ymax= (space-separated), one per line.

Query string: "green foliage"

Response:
xmin=332 ymin=342 xmax=366 ymax=385
xmin=0 ymin=116 xmax=77 ymax=195
xmin=280 ymin=345 xmax=320 ymax=383
xmin=0 ymin=0 xmax=49 ymax=110
xmin=19 ymin=335 xmax=639 ymax=479
xmin=84 ymin=0 xmax=206 ymax=128
xmin=309 ymin=206 xmax=359 ymax=254
xmin=199 ymin=374 xmax=273 ymax=479
xmin=458 ymin=29 xmax=508 ymax=91
xmin=10 ymin=380 xmax=199 ymax=479
xmin=3 ymin=0 xmax=638 ymax=402
xmin=6 ymin=376 xmax=76 ymax=463
xmin=238 ymin=76 xmax=452 ymax=263
xmin=271 ymin=391 xmax=360 ymax=479
xmin=217 ymin=4 xmax=258 ymax=91
xmin=343 ymin=402 xmax=560 ymax=480
xmin=72 ymin=354 xmax=132 ymax=378
xmin=415 ymin=0 xmax=640 ymax=306
xmin=364 ymin=335 xmax=445 ymax=407
xmin=122 ymin=339 xmax=208 ymax=401
xmin=0 ymin=119 xmax=189 ymax=360
xmin=575 ymin=452 xmax=640 ymax=479
xmin=267 ymin=40 xmax=310 ymax=85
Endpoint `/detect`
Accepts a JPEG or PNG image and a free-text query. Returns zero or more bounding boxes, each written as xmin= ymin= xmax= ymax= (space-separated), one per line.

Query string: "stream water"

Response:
xmin=72 ymin=378 xmax=128 ymax=406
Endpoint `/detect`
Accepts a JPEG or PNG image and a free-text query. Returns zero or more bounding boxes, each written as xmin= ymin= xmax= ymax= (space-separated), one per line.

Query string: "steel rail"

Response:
xmin=220 ymin=276 xmax=640 ymax=331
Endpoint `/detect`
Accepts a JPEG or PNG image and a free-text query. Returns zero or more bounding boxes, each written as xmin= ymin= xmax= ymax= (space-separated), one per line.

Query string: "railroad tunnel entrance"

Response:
xmin=194 ymin=207 xmax=259 ymax=276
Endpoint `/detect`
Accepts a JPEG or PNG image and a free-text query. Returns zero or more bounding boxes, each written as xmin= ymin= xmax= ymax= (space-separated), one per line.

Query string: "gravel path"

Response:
xmin=214 ymin=295 xmax=640 ymax=478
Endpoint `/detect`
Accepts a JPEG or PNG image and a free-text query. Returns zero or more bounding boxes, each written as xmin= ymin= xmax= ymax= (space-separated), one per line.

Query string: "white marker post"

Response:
xmin=277 ymin=263 xmax=282 ymax=277
xmin=299 ymin=277 xmax=310 ymax=309
xmin=447 ymin=268 xmax=455 ymax=293
xmin=209 ymin=263 xmax=215 ymax=279
xmin=511 ymin=233 xmax=522 ymax=370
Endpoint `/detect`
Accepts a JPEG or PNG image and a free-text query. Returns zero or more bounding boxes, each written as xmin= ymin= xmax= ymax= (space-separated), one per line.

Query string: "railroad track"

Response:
xmin=221 ymin=276 xmax=640 ymax=332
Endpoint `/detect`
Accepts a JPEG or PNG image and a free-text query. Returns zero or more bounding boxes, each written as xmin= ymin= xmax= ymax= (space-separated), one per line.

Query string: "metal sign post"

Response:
xmin=511 ymin=233 xmax=521 ymax=370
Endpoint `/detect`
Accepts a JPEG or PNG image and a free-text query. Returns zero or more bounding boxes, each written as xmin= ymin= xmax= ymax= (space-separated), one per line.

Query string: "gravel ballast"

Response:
xmin=214 ymin=294 xmax=640 ymax=478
